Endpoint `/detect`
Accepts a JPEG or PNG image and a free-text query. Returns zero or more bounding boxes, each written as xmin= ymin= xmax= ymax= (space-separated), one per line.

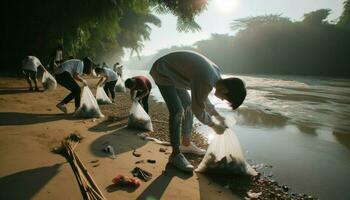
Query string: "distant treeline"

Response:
xmin=127 ymin=1 xmax=350 ymax=77
xmin=0 ymin=0 xmax=207 ymax=75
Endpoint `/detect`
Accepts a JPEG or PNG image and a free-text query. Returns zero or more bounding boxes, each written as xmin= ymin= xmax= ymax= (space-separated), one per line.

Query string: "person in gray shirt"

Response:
xmin=150 ymin=50 xmax=247 ymax=172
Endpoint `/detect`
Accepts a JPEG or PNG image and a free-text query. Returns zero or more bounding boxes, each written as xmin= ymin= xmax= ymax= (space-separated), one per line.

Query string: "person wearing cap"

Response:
xmin=55 ymin=57 xmax=93 ymax=113
xmin=150 ymin=50 xmax=247 ymax=172
xmin=124 ymin=76 xmax=152 ymax=113
xmin=95 ymin=66 xmax=118 ymax=103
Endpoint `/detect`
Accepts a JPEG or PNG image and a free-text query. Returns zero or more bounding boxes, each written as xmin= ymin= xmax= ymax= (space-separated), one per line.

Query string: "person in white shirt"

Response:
xmin=55 ymin=57 xmax=93 ymax=113
xmin=21 ymin=56 xmax=47 ymax=91
xmin=95 ymin=66 xmax=118 ymax=102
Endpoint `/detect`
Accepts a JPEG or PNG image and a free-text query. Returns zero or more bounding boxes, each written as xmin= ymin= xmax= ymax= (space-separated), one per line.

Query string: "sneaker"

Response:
xmin=56 ymin=103 xmax=68 ymax=114
xmin=35 ymin=87 xmax=40 ymax=92
xmin=29 ymin=87 xmax=34 ymax=91
xmin=180 ymin=142 xmax=206 ymax=156
xmin=169 ymin=153 xmax=194 ymax=172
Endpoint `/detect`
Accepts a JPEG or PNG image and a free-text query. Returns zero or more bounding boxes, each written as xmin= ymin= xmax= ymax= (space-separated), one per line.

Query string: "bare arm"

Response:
xmin=96 ymin=77 xmax=106 ymax=87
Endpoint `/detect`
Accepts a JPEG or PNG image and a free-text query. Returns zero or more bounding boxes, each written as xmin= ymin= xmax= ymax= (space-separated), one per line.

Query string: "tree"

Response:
xmin=338 ymin=0 xmax=350 ymax=27
xmin=302 ymin=9 xmax=331 ymax=25
xmin=230 ymin=14 xmax=291 ymax=32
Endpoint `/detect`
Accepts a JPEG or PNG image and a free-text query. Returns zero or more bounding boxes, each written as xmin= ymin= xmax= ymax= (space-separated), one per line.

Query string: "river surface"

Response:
xmin=125 ymin=70 xmax=350 ymax=200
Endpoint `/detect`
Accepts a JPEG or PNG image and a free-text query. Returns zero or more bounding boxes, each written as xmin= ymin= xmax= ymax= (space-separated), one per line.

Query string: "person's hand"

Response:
xmin=210 ymin=122 xmax=227 ymax=135
xmin=215 ymin=115 xmax=226 ymax=126
xmin=82 ymin=80 xmax=88 ymax=86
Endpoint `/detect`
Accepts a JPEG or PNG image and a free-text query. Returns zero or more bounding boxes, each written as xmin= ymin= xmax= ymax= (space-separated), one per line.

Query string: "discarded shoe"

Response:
xmin=112 ymin=174 xmax=141 ymax=187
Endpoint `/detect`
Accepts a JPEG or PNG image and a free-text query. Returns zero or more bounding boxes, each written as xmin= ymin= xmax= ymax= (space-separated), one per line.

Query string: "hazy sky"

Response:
xmin=125 ymin=0 xmax=345 ymax=59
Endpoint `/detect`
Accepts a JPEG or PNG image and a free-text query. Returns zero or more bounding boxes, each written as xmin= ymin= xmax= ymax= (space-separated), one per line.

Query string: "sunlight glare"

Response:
xmin=213 ymin=0 xmax=239 ymax=13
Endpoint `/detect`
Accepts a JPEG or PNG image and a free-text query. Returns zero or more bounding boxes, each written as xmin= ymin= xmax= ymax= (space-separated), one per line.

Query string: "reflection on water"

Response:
xmin=125 ymin=70 xmax=350 ymax=199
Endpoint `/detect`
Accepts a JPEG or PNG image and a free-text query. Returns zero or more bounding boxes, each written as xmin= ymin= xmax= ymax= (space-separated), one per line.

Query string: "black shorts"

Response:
xmin=23 ymin=69 xmax=37 ymax=80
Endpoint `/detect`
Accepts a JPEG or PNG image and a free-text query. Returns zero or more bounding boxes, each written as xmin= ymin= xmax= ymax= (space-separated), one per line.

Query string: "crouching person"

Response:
xmin=125 ymin=76 xmax=152 ymax=113
xmin=150 ymin=51 xmax=247 ymax=172
xmin=22 ymin=56 xmax=47 ymax=91
xmin=95 ymin=66 xmax=118 ymax=103
xmin=55 ymin=57 xmax=93 ymax=113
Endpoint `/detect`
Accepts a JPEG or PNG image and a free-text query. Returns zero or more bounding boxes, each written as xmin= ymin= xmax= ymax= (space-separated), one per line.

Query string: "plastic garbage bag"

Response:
xmin=128 ymin=100 xmax=153 ymax=131
xmin=42 ymin=71 xmax=57 ymax=91
xmin=74 ymin=86 xmax=104 ymax=118
xmin=96 ymin=86 xmax=112 ymax=105
xmin=196 ymin=129 xmax=257 ymax=176
xmin=115 ymin=77 xmax=126 ymax=92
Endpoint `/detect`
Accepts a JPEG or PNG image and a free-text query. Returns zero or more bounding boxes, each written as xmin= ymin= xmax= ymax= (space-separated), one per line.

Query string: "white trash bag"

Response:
xmin=196 ymin=129 xmax=257 ymax=176
xmin=42 ymin=71 xmax=57 ymax=91
xmin=115 ymin=77 xmax=126 ymax=92
xmin=74 ymin=86 xmax=104 ymax=118
xmin=96 ymin=86 xmax=112 ymax=105
xmin=128 ymin=100 xmax=153 ymax=131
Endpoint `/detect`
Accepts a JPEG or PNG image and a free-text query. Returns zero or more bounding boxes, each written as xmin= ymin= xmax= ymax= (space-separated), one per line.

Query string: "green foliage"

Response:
xmin=338 ymin=0 xmax=350 ymax=27
xmin=303 ymin=9 xmax=331 ymax=25
xmin=1 ymin=0 xmax=206 ymax=74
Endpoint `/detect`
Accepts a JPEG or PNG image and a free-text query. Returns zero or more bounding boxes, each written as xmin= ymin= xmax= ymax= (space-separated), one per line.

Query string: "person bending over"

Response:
xmin=125 ymin=76 xmax=152 ymax=113
xmin=150 ymin=50 xmax=247 ymax=172
xmin=22 ymin=56 xmax=47 ymax=91
xmin=55 ymin=57 xmax=93 ymax=113
xmin=95 ymin=66 xmax=118 ymax=103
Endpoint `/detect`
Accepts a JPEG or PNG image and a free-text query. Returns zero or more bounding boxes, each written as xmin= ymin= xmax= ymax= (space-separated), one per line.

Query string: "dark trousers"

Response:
xmin=104 ymin=80 xmax=117 ymax=100
xmin=55 ymin=71 xmax=81 ymax=108
xmin=157 ymin=84 xmax=193 ymax=148
xmin=137 ymin=92 xmax=150 ymax=114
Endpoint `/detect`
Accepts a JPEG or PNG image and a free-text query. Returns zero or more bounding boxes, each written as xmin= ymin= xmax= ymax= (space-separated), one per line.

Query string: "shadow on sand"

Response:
xmin=88 ymin=115 xmax=129 ymax=132
xmin=134 ymin=164 xmax=193 ymax=200
xmin=0 ymin=163 xmax=62 ymax=199
xmin=0 ymin=87 xmax=39 ymax=95
xmin=89 ymin=127 xmax=148 ymax=157
xmin=0 ymin=112 xmax=71 ymax=126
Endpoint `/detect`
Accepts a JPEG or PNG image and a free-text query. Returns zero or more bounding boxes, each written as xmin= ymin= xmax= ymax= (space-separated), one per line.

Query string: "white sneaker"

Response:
xmin=180 ymin=142 xmax=206 ymax=156
xmin=56 ymin=103 xmax=67 ymax=114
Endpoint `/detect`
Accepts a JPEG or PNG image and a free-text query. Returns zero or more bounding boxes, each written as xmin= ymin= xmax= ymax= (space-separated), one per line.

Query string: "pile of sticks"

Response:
xmin=62 ymin=140 xmax=107 ymax=200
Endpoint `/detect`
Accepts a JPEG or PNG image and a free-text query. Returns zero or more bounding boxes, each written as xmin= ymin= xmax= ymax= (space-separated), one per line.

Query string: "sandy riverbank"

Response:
xmin=0 ymin=75 xmax=342 ymax=199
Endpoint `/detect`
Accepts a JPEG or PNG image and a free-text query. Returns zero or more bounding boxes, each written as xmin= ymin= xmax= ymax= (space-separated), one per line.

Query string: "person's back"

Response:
xmin=102 ymin=67 xmax=118 ymax=82
xmin=22 ymin=56 xmax=42 ymax=71
xmin=56 ymin=59 xmax=83 ymax=76
xmin=150 ymin=50 xmax=221 ymax=90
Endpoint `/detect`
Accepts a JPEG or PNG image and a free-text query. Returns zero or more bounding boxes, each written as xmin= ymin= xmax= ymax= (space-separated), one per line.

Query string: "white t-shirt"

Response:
xmin=56 ymin=59 xmax=84 ymax=76
xmin=102 ymin=67 xmax=118 ymax=82
xmin=22 ymin=56 xmax=42 ymax=72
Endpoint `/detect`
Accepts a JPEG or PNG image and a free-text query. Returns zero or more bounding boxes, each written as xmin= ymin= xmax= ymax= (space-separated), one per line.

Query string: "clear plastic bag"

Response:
xmin=42 ymin=71 xmax=57 ymax=91
xmin=115 ymin=77 xmax=126 ymax=92
xmin=74 ymin=86 xmax=104 ymax=118
xmin=96 ymin=86 xmax=112 ymax=105
xmin=128 ymin=100 xmax=153 ymax=131
xmin=196 ymin=129 xmax=257 ymax=176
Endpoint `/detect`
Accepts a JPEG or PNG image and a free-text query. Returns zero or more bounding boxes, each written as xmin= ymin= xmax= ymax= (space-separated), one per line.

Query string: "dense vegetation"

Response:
xmin=0 ymin=0 xmax=207 ymax=74
xmin=127 ymin=1 xmax=350 ymax=77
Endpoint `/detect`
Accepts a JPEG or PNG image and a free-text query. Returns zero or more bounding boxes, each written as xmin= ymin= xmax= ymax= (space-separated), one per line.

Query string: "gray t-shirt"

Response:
xmin=150 ymin=50 xmax=222 ymax=125
xmin=56 ymin=59 xmax=84 ymax=76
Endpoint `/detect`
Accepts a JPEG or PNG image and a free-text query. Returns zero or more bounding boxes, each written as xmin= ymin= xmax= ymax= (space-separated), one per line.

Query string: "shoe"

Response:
xmin=180 ymin=142 xmax=206 ymax=156
xmin=35 ymin=87 xmax=40 ymax=92
xmin=29 ymin=87 xmax=34 ymax=91
xmin=169 ymin=153 xmax=194 ymax=172
xmin=56 ymin=103 xmax=67 ymax=114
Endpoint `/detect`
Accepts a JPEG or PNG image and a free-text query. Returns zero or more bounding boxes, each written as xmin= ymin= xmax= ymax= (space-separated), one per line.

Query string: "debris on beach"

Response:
xmin=112 ymin=174 xmax=140 ymax=187
xmin=65 ymin=132 xmax=83 ymax=142
xmin=131 ymin=167 xmax=152 ymax=182
xmin=132 ymin=149 xmax=141 ymax=157
xmin=159 ymin=147 xmax=167 ymax=152
xmin=147 ymin=159 xmax=156 ymax=164
xmin=103 ymin=145 xmax=116 ymax=159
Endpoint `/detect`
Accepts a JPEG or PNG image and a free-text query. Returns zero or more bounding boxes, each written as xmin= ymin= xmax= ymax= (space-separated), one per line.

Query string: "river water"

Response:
xmin=125 ymin=70 xmax=350 ymax=200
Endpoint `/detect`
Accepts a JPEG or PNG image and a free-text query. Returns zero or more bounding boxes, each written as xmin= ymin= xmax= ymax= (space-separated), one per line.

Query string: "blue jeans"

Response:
xmin=158 ymin=84 xmax=193 ymax=148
